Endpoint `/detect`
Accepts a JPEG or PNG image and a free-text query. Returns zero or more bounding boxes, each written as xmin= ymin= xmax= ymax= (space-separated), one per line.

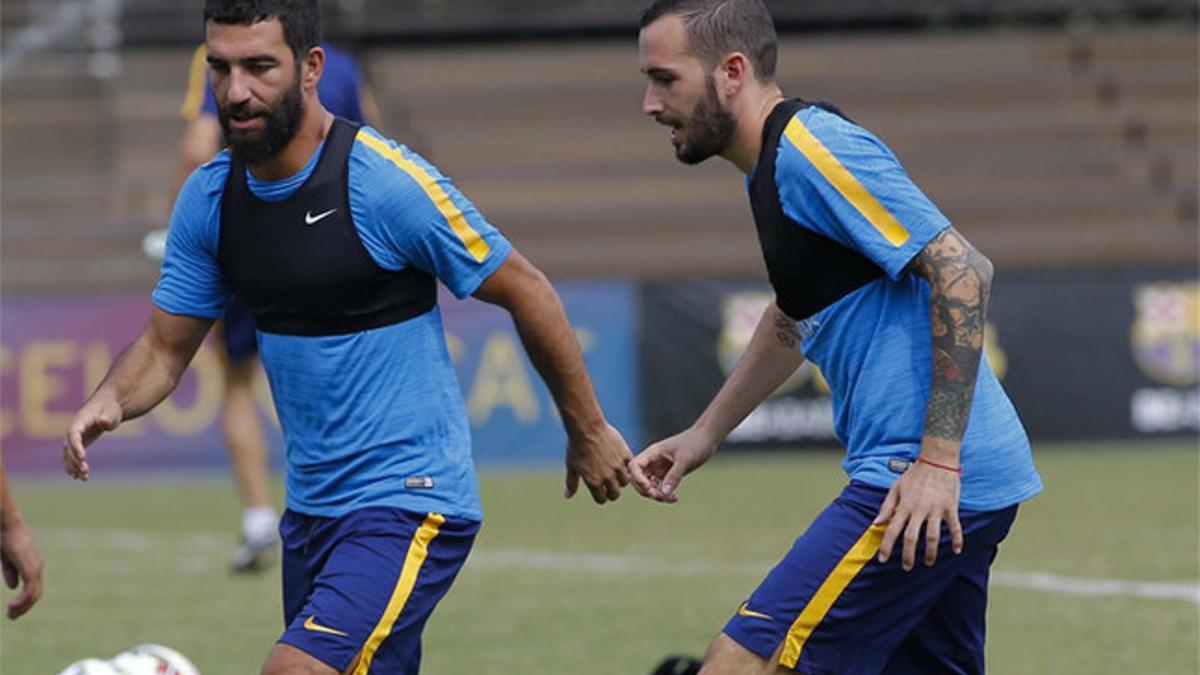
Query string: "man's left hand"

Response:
xmin=565 ymin=422 xmax=633 ymax=505
xmin=873 ymin=456 xmax=963 ymax=571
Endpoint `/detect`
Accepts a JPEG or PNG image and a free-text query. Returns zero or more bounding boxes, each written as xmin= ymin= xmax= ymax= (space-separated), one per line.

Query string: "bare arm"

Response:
xmin=62 ymin=308 xmax=214 ymax=481
xmin=876 ymin=226 xmax=993 ymax=570
xmin=141 ymin=116 xmax=222 ymax=262
xmin=472 ymin=250 xmax=632 ymax=504
xmin=172 ymin=115 xmax=223 ymax=202
xmin=630 ymin=302 xmax=805 ymax=502
xmin=1 ymin=454 xmax=43 ymax=620
xmin=694 ymin=302 xmax=806 ymax=444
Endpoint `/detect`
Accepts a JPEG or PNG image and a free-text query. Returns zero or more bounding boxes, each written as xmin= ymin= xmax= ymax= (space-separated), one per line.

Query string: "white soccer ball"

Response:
xmin=58 ymin=644 xmax=200 ymax=675
xmin=57 ymin=659 xmax=121 ymax=675
xmin=112 ymin=644 xmax=201 ymax=675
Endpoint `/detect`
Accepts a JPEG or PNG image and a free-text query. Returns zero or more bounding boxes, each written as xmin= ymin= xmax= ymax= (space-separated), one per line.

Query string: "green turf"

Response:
xmin=2 ymin=441 xmax=1197 ymax=674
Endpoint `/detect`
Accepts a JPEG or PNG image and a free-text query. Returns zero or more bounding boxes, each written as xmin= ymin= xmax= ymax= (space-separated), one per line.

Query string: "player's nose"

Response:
xmin=643 ymin=86 xmax=664 ymax=117
xmin=226 ymin=71 xmax=253 ymax=105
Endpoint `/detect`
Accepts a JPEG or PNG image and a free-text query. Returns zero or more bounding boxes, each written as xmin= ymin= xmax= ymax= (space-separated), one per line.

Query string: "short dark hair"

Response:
xmin=640 ymin=0 xmax=777 ymax=82
xmin=204 ymin=0 xmax=321 ymax=61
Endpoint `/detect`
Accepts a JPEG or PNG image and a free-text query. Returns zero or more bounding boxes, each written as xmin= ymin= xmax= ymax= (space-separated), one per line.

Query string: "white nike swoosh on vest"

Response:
xmin=305 ymin=209 xmax=337 ymax=225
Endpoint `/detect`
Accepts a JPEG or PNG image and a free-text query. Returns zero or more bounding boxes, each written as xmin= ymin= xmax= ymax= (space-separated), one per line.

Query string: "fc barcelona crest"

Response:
xmin=1131 ymin=282 xmax=1200 ymax=386
xmin=717 ymin=291 xmax=829 ymax=396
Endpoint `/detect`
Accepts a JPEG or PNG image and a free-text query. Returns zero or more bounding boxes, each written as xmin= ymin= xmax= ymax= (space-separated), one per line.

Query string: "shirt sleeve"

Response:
xmin=151 ymin=157 xmax=232 ymax=318
xmin=349 ymin=129 xmax=512 ymax=299
xmin=776 ymin=109 xmax=950 ymax=280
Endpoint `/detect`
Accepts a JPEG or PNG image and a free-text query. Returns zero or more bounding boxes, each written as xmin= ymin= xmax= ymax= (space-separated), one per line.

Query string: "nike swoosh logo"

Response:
xmin=305 ymin=209 xmax=337 ymax=225
xmin=303 ymin=615 xmax=350 ymax=637
xmin=737 ymin=602 xmax=773 ymax=621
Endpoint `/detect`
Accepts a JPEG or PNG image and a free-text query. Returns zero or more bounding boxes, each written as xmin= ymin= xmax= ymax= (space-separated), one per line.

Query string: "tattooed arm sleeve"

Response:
xmin=910 ymin=227 xmax=994 ymax=446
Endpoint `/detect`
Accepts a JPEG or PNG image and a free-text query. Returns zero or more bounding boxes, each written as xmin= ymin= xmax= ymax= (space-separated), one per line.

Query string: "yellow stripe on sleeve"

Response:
xmin=352 ymin=513 xmax=445 ymax=675
xmin=180 ymin=45 xmax=210 ymax=122
xmin=783 ymin=118 xmax=911 ymax=247
xmin=356 ymin=130 xmax=491 ymax=262
xmin=778 ymin=523 xmax=886 ymax=669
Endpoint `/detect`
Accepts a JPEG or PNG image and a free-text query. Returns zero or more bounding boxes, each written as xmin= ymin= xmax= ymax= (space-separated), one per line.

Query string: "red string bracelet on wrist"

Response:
xmin=916 ymin=455 xmax=963 ymax=475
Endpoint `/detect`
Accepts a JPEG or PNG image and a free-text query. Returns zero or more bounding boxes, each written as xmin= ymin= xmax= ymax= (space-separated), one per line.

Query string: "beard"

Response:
xmin=672 ymin=75 xmax=737 ymax=165
xmin=219 ymin=77 xmax=305 ymax=165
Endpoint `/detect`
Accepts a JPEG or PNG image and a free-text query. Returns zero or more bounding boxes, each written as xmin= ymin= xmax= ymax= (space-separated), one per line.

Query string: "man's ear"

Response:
xmin=718 ymin=51 xmax=750 ymax=100
xmin=303 ymin=45 xmax=325 ymax=91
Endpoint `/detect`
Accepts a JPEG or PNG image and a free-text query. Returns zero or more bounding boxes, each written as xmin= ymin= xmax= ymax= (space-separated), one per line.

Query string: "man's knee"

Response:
xmin=698 ymin=633 xmax=792 ymax=675
xmin=260 ymin=643 xmax=339 ymax=675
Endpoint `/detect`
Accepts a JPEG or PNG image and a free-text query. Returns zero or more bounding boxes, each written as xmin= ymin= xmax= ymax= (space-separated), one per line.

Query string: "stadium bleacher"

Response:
xmin=0 ymin=3 xmax=1195 ymax=291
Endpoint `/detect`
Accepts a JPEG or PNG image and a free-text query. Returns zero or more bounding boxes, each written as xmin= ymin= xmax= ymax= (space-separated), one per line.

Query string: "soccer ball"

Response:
xmin=57 ymin=660 xmax=120 ymax=675
xmin=112 ymin=644 xmax=200 ymax=675
xmin=58 ymin=644 xmax=200 ymax=675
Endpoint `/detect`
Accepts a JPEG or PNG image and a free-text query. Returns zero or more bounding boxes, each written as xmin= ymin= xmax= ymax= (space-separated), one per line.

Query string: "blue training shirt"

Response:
xmin=154 ymin=126 xmax=512 ymax=521
xmin=761 ymin=105 xmax=1042 ymax=512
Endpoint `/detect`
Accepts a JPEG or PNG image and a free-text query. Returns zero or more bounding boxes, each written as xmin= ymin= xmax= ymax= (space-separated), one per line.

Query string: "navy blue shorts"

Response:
xmin=278 ymin=507 xmax=479 ymax=674
xmin=221 ymin=297 xmax=258 ymax=364
xmin=724 ymin=482 xmax=1017 ymax=675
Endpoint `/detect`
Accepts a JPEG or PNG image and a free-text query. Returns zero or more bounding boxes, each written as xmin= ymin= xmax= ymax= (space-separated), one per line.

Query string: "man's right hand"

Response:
xmin=2 ymin=519 xmax=43 ymax=620
xmin=629 ymin=427 xmax=718 ymax=504
xmin=62 ymin=395 xmax=123 ymax=481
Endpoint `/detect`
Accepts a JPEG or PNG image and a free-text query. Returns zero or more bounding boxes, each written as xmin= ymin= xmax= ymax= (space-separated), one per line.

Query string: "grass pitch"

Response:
xmin=2 ymin=441 xmax=1197 ymax=674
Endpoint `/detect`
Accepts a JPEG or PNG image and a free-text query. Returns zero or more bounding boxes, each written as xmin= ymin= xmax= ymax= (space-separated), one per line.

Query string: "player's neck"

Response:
xmin=246 ymin=104 xmax=334 ymax=182
xmin=721 ymin=86 xmax=785 ymax=176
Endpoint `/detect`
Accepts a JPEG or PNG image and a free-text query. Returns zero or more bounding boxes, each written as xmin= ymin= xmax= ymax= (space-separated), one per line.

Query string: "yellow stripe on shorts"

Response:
xmin=783 ymin=118 xmax=910 ymax=247
xmin=352 ymin=513 xmax=445 ymax=675
xmin=356 ymin=130 xmax=491 ymax=262
xmin=778 ymin=523 xmax=886 ymax=669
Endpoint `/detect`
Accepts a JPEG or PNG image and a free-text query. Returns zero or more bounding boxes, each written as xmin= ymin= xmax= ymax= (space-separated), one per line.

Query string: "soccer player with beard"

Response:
xmin=630 ymin=1 xmax=1042 ymax=674
xmin=62 ymin=1 xmax=634 ymax=673
xmin=171 ymin=37 xmax=375 ymax=575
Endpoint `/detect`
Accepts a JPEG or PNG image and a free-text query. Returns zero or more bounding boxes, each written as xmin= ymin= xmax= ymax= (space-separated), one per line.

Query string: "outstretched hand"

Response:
xmin=628 ymin=427 xmax=717 ymax=504
xmin=62 ymin=395 xmax=123 ymax=482
xmin=565 ymin=422 xmax=633 ymax=504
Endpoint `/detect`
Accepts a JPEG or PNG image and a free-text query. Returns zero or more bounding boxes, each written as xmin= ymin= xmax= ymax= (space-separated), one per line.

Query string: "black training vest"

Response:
xmin=217 ymin=118 xmax=436 ymax=336
xmin=749 ymin=99 xmax=884 ymax=321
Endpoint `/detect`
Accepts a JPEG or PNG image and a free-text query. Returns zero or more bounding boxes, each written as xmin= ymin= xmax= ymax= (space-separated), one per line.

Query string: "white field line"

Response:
xmin=39 ymin=529 xmax=1200 ymax=604
xmin=989 ymin=571 xmax=1200 ymax=603
xmin=40 ymin=528 xmax=228 ymax=552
